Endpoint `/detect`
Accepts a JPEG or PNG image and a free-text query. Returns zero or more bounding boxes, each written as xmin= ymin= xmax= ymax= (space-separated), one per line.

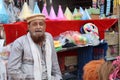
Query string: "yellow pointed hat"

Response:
xmin=64 ymin=7 xmax=73 ymax=20
xmin=19 ymin=2 xmax=33 ymax=20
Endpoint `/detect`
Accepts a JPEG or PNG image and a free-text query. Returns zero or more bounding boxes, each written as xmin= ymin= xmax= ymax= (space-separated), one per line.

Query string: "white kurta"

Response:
xmin=7 ymin=32 xmax=62 ymax=80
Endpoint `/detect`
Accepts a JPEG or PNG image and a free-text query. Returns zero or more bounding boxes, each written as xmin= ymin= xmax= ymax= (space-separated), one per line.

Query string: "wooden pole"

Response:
xmin=118 ymin=4 xmax=120 ymax=55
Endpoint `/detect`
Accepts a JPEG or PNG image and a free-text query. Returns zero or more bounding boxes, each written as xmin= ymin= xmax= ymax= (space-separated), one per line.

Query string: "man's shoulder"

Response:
xmin=14 ymin=35 xmax=27 ymax=43
xmin=11 ymin=35 xmax=27 ymax=47
xmin=45 ymin=32 xmax=52 ymax=38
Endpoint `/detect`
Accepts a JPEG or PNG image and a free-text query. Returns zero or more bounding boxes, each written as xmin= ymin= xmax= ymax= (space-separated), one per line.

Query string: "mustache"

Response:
xmin=27 ymin=30 xmax=42 ymax=32
xmin=35 ymin=30 xmax=42 ymax=32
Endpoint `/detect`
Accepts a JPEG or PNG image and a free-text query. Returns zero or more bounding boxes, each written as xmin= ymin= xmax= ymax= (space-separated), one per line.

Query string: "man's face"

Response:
xmin=28 ymin=19 xmax=46 ymax=38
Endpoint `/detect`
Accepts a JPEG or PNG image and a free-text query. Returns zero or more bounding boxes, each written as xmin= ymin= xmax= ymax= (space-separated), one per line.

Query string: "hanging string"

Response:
xmin=44 ymin=0 xmax=46 ymax=4
xmin=92 ymin=0 xmax=97 ymax=8
xmin=50 ymin=0 xmax=52 ymax=5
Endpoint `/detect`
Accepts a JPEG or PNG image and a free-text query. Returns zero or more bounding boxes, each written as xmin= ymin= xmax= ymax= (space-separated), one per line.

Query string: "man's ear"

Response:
xmin=28 ymin=23 xmax=31 ymax=28
xmin=28 ymin=25 xmax=30 ymax=28
xmin=27 ymin=25 xmax=30 ymax=32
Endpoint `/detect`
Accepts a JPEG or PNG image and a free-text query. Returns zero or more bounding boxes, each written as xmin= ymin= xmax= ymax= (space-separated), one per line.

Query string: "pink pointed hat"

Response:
xmin=57 ymin=5 xmax=65 ymax=20
xmin=49 ymin=5 xmax=57 ymax=20
xmin=42 ymin=4 xmax=49 ymax=19
xmin=64 ymin=7 xmax=73 ymax=20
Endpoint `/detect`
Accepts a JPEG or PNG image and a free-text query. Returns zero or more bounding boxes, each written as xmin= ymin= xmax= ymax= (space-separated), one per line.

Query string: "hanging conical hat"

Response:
xmin=42 ymin=4 xmax=49 ymax=19
xmin=33 ymin=2 xmax=41 ymax=14
xmin=19 ymin=2 xmax=32 ymax=20
xmin=64 ymin=7 xmax=73 ymax=20
xmin=85 ymin=9 xmax=91 ymax=20
xmin=80 ymin=7 xmax=88 ymax=20
xmin=57 ymin=5 xmax=65 ymax=20
xmin=0 ymin=0 xmax=9 ymax=23
xmin=73 ymin=8 xmax=82 ymax=20
xmin=49 ymin=5 xmax=56 ymax=20
xmin=73 ymin=8 xmax=78 ymax=14
xmin=9 ymin=0 xmax=13 ymax=2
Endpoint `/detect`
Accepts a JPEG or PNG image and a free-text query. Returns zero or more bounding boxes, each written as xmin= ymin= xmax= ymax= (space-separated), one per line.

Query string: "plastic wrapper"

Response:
xmin=82 ymin=33 xmax=100 ymax=46
xmin=59 ymin=31 xmax=88 ymax=46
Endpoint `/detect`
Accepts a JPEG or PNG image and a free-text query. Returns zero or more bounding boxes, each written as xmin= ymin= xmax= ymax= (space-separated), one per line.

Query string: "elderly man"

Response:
xmin=7 ymin=14 xmax=62 ymax=80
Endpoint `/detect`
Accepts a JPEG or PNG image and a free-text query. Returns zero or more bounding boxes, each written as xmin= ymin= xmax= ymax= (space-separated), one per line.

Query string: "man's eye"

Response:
xmin=32 ymin=23 xmax=37 ymax=26
xmin=39 ymin=23 xmax=44 ymax=26
xmin=31 ymin=22 xmax=45 ymax=26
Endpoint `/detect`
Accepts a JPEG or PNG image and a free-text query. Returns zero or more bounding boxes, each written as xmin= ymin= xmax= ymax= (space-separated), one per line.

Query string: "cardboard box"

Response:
xmin=104 ymin=32 xmax=118 ymax=45
xmin=91 ymin=14 xmax=100 ymax=19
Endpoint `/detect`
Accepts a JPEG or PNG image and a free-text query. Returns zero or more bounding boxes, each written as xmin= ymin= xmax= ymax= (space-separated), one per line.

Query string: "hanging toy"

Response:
xmin=81 ymin=23 xmax=99 ymax=39
xmin=64 ymin=7 xmax=73 ymax=20
xmin=92 ymin=0 xmax=97 ymax=8
xmin=80 ymin=7 xmax=89 ymax=20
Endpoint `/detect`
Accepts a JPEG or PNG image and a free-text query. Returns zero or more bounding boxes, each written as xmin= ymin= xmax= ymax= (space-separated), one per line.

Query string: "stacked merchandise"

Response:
xmin=0 ymin=0 xmax=117 ymax=80
xmin=78 ymin=22 xmax=108 ymax=80
xmin=53 ymin=22 xmax=109 ymax=80
xmin=83 ymin=56 xmax=120 ymax=80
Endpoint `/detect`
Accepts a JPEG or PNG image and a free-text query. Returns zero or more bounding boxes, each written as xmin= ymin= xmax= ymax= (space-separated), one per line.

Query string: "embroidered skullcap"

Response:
xmin=25 ymin=14 xmax=46 ymax=23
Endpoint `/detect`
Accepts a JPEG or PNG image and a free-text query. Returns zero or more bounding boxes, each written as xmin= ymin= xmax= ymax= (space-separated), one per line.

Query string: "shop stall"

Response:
xmin=3 ymin=18 xmax=117 ymax=70
xmin=3 ymin=19 xmax=118 ymax=45
xmin=0 ymin=0 xmax=119 ymax=80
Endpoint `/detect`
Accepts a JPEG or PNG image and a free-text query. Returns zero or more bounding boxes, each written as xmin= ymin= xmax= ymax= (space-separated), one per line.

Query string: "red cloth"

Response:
xmin=3 ymin=19 xmax=118 ymax=45
xmin=4 ymin=21 xmax=28 ymax=45
xmin=46 ymin=19 xmax=118 ymax=38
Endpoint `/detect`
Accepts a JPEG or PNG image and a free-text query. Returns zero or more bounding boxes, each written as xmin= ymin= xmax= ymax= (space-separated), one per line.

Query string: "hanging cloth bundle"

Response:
xmin=99 ymin=0 xmax=105 ymax=17
xmin=114 ymin=0 xmax=120 ymax=8
xmin=104 ymin=0 xmax=114 ymax=16
xmin=109 ymin=56 xmax=120 ymax=80
xmin=92 ymin=0 xmax=97 ymax=8
xmin=106 ymin=0 xmax=111 ymax=16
